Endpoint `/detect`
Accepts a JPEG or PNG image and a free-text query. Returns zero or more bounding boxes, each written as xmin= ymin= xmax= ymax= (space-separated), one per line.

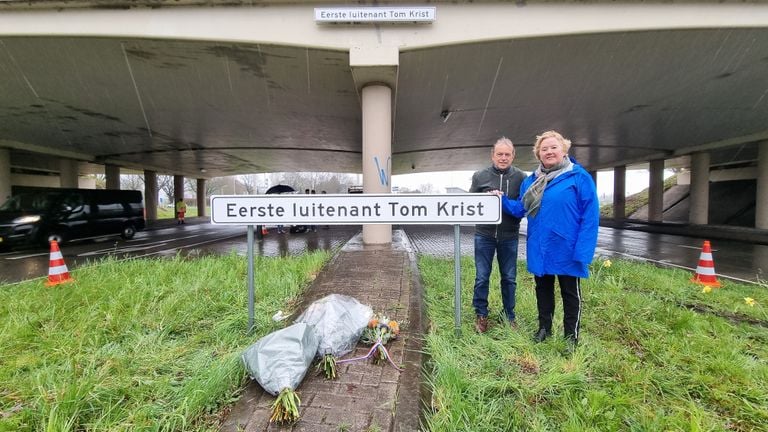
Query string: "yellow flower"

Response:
xmin=603 ymin=260 xmax=612 ymax=268
xmin=701 ymin=286 xmax=713 ymax=293
xmin=744 ymin=297 xmax=756 ymax=307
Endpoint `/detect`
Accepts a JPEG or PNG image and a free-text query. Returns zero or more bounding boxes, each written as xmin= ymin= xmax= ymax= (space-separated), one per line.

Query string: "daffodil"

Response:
xmin=701 ymin=286 xmax=713 ymax=294
xmin=744 ymin=297 xmax=756 ymax=307
xmin=603 ymin=260 xmax=612 ymax=268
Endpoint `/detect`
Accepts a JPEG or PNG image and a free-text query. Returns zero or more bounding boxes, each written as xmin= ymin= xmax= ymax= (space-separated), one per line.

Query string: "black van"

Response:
xmin=0 ymin=186 xmax=146 ymax=248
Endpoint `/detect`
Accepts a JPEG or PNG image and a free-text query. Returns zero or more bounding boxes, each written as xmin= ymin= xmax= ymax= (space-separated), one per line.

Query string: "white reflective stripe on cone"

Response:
xmin=695 ymin=266 xmax=716 ymax=275
xmin=48 ymin=265 xmax=69 ymax=275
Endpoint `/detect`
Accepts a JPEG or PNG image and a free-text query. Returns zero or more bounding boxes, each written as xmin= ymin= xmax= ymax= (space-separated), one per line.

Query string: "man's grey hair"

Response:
xmin=493 ymin=137 xmax=515 ymax=156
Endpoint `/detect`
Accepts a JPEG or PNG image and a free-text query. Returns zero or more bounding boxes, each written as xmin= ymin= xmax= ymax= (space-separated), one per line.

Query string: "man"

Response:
xmin=175 ymin=198 xmax=187 ymax=225
xmin=470 ymin=137 xmax=526 ymax=333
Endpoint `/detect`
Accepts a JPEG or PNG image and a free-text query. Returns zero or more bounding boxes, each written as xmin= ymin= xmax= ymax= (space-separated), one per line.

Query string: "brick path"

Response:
xmin=220 ymin=230 xmax=424 ymax=432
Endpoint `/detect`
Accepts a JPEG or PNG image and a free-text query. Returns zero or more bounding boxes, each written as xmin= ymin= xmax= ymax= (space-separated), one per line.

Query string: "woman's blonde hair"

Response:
xmin=532 ymin=130 xmax=571 ymax=156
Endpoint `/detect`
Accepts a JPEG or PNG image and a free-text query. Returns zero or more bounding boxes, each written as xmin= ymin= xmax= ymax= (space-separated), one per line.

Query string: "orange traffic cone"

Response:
xmin=261 ymin=226 xmax=268 ymax=236
xmin=45 ymin=240 xmax=74 ymax=286
xmin=691 ymin=240 xmax=721 ymax=287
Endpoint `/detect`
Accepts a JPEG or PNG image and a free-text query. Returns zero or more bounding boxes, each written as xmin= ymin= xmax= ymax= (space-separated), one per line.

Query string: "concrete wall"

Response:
xmin=11 ymin=173 xmax=96 ymax=189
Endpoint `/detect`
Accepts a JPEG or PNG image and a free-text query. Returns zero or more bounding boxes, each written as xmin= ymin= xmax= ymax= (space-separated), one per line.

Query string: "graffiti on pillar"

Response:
xmin=374 ymin=156 xmax=391 ymax=187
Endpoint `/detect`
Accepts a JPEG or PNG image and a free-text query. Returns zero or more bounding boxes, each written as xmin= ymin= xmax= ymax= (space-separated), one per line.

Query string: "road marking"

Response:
xmin=6 ymin=252 xmax=49 ymax=260
xmin=132 ymin=234 xmax=243 ymax=259
xmin=78 ymin=243 xmax=169 ymax=257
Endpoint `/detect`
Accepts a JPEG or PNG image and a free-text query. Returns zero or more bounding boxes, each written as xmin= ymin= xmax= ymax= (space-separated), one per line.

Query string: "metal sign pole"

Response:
xmin=453 ymin=224 xmax=462 ymax=337
xmin=247 ymin=224 xmax=255 ymax=333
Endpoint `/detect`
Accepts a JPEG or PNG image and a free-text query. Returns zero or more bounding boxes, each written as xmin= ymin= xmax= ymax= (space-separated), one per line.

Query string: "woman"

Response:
xmin=501 ymin=130 xmax=599 ymax=349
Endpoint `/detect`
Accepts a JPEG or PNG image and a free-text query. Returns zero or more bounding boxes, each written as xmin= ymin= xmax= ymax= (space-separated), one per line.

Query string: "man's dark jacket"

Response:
xmin=470 ymin=165 xmax=526 ymax=240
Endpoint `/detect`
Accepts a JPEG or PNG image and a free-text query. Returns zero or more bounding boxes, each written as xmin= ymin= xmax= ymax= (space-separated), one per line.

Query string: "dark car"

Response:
xmin=0 ymin=186 xmax=146 ymax=248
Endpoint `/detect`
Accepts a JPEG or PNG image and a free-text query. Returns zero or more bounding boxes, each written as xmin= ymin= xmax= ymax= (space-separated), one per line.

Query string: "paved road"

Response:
xmin=1 ymin=220 xmax=765 ymax=285
xmin=0 ymin=222 xmax=359 ymax=284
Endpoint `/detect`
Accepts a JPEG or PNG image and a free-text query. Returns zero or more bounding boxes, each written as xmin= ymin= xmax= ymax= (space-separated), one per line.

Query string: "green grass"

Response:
xmin=419 ymin=256 xmax=768 ymax=432
xmin=0 ymin=251 xmax=329 ymax=431
xmin=4 ymin=248 xmax=766 ymax=431
xmin=156 ymin=206 xmax=209 ymax=220
xmin=601 ymin=174 xmax=678 ymax=218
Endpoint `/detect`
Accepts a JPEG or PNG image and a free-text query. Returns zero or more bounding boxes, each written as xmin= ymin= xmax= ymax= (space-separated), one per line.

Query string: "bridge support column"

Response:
xmin=144 ymin=170 xmax=158 ymax=221
xmin=648 ymin=159 xmax=665 ymax=222
xmin=59 ymin=159 xmax=79 ymax=188
xmin=361 ymin=84 xmax=392 ymax=244
xmin=613 ymin=165 xmax=626 ymax=220
xmin=174 ymin=175 xmax=185 ymax=204
xmin=105 ymin=164 xmax=120 ymax=190
xmin=351 ymin=46 xmax=398 ymax=245
xmin=689 ymin=152 xmax=710 ymax=225
xmin=756 ymin=141 xmax=768 ymax=229
xmin=197 ymin=178 xmax=206 ymax=218
xmin=0 ymin=148 xmax=10 ymax=202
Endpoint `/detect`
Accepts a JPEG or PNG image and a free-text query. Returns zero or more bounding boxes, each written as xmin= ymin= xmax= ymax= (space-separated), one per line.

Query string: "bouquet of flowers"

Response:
xmin=241 ymin=322 xmax=319 ymax=423
xmin=360 ymin=313 xmax=400 ymax=364
xmin=294 ymin=294 xmax=373 ymax=380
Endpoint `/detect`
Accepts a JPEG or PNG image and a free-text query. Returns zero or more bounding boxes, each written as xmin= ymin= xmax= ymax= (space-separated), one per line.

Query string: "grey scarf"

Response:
xmin=522 ymin=157 xmax=574 ymax=217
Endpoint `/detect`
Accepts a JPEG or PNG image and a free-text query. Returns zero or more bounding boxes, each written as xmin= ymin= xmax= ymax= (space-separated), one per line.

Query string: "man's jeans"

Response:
xmin=472 ymin=233 xmax=519 ymax=321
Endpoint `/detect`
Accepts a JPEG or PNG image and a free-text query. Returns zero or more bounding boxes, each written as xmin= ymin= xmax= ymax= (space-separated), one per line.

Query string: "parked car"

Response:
xmin=0 ymin=186 xmax=146 ymax=248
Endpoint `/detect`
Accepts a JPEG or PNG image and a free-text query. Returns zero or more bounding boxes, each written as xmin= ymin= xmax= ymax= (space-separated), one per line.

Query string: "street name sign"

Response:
xmin=314 ymin=7 xmax=436 ymax=24
xmin=210 ymin=193 xmax=500 ymax=225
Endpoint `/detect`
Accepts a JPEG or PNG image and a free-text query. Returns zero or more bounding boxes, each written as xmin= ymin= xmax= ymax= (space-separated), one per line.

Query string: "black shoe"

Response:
xmin=564 ymin=337 xmax=578 ymax=356
xmin=533 ymin=328 xmax=551 ymax=343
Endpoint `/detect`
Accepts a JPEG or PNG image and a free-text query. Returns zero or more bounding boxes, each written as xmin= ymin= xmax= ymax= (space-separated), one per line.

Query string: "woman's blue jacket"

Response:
xmin=502 ymin=159 xmax=599 ymax=278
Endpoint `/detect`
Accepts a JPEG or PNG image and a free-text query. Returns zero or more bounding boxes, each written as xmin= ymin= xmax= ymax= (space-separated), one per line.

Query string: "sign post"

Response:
xmin=247 ymin=224 xmax=255 ymax=333
xmin=211 ymin=193 xmax=501 ymax=334
xmin=453 ymin=224 xmax=462 ymax=337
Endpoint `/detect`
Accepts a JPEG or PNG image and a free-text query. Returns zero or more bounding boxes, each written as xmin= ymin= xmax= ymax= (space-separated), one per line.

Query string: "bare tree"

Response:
xmin=239 ymin=174 xmax=258 ymax=194
xmin=120 ymin=174 xmax=144 ymax=191
xmin=418 ymin=183 xmax=437 ymax=194
xmin=267 ymin=172 xmax=356 ymax=193
xmin=89 ymin=174 xmax=107 ymax=189
xmin=185 ymin=178 xmax=197 ymax=196
xmin=158 ymin=175 xmax=176 ymax=201
xmin=206 ymin=177 xmax=229 ymax=196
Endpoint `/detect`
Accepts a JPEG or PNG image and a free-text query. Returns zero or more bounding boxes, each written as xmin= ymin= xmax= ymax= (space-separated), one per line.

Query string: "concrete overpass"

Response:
xmin=2 ymin=0 xmax=768 ymax=242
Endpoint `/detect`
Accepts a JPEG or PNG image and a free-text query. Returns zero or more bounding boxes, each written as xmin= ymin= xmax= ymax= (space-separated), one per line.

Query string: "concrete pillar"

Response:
xmin=361 ymin=84 xmax=392 ymax=245
xmin=174 ymin=175 xmax=185 ymax=202
xmin=689 ymin=152 xmax=710 ymax=225
xmin=197 ymin=178 xmax=206 ymax=218
xmin=0 ymin=148 xmax=10 ymax=203
xmin=613 ymin=165 xmax=626 ymax=220
xmin=105 ymin=164 xmax=120 ymax=190
xmin=756 ymin=141 xmax=768 ymax=229
xmin=648 ymin=159 xmax=665 ymax=222
xmin=59 ymin=159 xmax=79 ymax=188
xmin=144 ymin=170 xmax=158 ymax=221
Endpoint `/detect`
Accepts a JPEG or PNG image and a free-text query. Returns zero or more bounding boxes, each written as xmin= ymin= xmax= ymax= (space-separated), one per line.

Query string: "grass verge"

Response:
xmin=419 ymin=256 xmax=768 ymax=431
xmin=0 ymin=251 xmax=329 ymax=431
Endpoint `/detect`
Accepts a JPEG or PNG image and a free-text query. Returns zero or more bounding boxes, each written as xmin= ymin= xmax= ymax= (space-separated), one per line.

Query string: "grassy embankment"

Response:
xmin=0 ymin=252 xmax=328 ymax=431
xmin=2 ymin=248 xmax=766 ymax=431
xmin=420 ymin=256 xmax=768 ymax=431
xmin=600 ymin=175 xmax=679 ymax=218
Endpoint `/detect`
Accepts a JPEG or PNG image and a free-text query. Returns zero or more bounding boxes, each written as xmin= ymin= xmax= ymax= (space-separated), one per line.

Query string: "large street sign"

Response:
xmin=210 ymin=193 xmax=501 ymax=225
